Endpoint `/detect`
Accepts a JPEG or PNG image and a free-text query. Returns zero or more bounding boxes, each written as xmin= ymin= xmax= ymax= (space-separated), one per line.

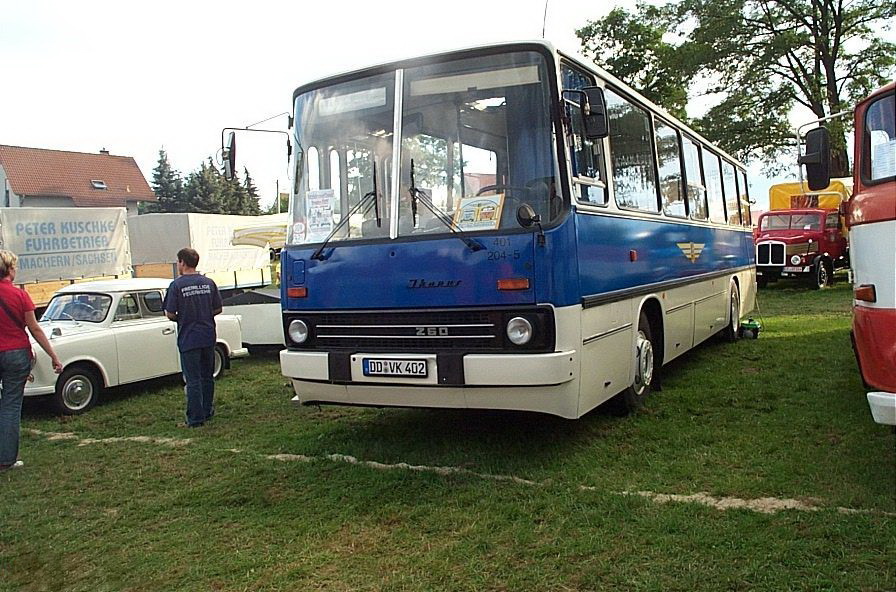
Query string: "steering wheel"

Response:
xmin=476 ymin=184 xmax=531 ymax=198
xmin=69 ymin=302 xmax=98 ymax=320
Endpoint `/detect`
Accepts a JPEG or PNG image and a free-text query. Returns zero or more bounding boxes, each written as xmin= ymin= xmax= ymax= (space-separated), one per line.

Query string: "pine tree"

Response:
xmin=241 ymin=167 xmax=262 ymax=215
xmin=183 ymin=159 xmax=225 ymax=213
xmin=219 ymin=170 xmax=247 ymax=215
xmin=146 ymin=148 xmax=187 ymax=213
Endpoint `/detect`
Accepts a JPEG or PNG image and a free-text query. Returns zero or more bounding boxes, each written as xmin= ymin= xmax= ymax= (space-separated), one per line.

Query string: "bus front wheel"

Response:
xmin=611 ymin=311 xmax=655 ymax=415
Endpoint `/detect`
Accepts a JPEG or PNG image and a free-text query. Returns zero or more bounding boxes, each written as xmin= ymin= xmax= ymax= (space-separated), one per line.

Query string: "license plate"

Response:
xmin=783 ymin=266 xmax=803 ymax=272
xmin=362 ymin=358 xmax=428 ymax=378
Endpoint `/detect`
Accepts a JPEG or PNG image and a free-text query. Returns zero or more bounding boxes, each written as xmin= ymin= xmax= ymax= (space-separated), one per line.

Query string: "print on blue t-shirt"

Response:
xmin=164 ymin=274 xmax=222 ymax=351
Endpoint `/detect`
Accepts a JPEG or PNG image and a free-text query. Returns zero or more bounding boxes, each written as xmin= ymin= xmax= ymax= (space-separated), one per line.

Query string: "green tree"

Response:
xmin=241 ymin=167 xmax=262 ymax=215
xmin=577 ymin=4 xmax=691 ymax=120
xmin=183 ymin=158 xmax=225 ymax=213
xmin=145 ymin=148 xmax=187 ymax=213
xmin=577 ymin=0 xmax=896 ymax=176
xmin=220 ymin=172 xmax=247 ymax=215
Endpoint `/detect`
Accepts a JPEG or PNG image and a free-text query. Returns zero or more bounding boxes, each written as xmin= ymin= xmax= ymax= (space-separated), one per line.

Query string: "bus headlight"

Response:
xmin=288 ymin=319 xmax=309 ymax=344
xmin=790 ymin=255 xmax=802 ymax=265
xmin=506 ymin=317 xmax=533 ymax=345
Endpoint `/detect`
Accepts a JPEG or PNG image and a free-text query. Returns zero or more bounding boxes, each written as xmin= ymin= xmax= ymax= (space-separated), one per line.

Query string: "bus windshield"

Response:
xmin=289 ymin=51 xmax=558 ymax=246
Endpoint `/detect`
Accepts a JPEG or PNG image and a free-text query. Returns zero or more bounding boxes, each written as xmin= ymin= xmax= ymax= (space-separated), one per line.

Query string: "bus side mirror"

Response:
xmin=582 ymin=86 xmax=609 ymax=140
xmin=222 ymin=131 xmax=237 ymax=180
xmin=799 ymin=127 xmax=830 ymax=191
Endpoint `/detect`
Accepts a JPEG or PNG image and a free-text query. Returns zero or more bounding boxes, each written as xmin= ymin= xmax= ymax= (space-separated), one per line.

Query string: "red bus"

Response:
xmin=848 ymin=82 xmax=896 ymax=425
xmin=803 ymin=82 xmax=895 ymax=425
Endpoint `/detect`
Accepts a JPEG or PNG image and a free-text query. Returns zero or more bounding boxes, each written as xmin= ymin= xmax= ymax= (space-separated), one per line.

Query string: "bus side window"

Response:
xmin=655 ymin=119 xmax=686 ymax=217
xmin=702 ymin=148 xmax=726 ymax=223
xmin=737 ymin=169 xmax=751 ymax=226
xmin=561 ymin=64 xmax=607 ymax=206
xmin=605 ymin=88 xmax=660 ymax=212
xmin=721 ymin=159 xmax=741 ymax=225
xmin=682 ymin=136 xmax=707 ymax=220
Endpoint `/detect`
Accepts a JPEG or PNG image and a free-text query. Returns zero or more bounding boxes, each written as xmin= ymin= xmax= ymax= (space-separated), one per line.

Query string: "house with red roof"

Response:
xmin=0 ymin=145 xmax=156 ymax=215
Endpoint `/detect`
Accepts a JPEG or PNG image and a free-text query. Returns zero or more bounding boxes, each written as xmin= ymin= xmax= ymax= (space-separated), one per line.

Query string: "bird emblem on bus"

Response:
xmin=677 ymin=242 xmax=705 ymax=263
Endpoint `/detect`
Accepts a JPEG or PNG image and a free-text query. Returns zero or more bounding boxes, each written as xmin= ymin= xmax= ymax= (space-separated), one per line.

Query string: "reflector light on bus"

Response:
xmin=288 ymin=287 xmax=308 ymax=298
xmin=855 ymin=284 xmax=876 ymax=303
xmin=497 ymin=278 xmax=530 ymax=291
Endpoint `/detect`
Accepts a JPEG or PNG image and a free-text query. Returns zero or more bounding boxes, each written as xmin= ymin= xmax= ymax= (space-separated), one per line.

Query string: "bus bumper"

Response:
xmin=280 ymin=349 xmax=581 ymax=418
xmin=867 ymin=392 xmax=896 ymax=425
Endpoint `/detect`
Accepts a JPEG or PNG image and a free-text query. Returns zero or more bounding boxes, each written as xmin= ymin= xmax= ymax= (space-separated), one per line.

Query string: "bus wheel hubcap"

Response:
xmin=635 ymin=331 xmax=653 ymax=393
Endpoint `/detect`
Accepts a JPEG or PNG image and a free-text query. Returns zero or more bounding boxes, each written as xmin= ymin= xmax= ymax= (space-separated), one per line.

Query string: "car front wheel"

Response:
xmin=54 ymin=366 xmax=101 ymax=415
xmin=212 ymin=345 xmax=226 ymax=379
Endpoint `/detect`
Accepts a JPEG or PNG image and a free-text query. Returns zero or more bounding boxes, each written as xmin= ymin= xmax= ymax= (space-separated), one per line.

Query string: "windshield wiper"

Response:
xmin=408 ymin=159 xmax=483 ymax=253
xmin=311 ymin=163 xmax=380 ymax=261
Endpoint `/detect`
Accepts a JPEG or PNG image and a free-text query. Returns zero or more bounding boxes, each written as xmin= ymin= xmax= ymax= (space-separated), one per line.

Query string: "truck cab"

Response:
xmin=755 ymin=208 xmax=848 ymax=289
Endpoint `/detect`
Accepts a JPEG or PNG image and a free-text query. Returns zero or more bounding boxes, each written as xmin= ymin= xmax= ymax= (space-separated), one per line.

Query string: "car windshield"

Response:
xmin=289 ymin=50 xmax=558 ymax=245
xmin=760 ymin=213 xmax=821 ymax=231
xmin=42 ymin=293 xmax=112 ymax=323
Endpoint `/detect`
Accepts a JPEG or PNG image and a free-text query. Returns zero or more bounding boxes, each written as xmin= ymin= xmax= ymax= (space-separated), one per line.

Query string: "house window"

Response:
xmin=91 ymin=180 xmax=107 ymax=190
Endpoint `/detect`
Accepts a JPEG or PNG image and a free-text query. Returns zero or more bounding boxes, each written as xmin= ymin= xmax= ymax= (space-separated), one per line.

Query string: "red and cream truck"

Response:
xmin=754 ymin=180 xmax=851 ymax=289
xmin=803 ymin=82 xmax=895 ymax=425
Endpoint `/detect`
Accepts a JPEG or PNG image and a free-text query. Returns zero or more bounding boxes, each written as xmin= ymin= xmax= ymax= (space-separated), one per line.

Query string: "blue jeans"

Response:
xmin=180 ymin=346 xmax=215 ymax=426
xmin=1 ymin=348 xmax=32 ymax=465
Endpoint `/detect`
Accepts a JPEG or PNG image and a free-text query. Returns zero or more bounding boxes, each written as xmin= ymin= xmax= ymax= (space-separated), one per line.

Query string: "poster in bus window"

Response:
xmin=306 ymin=189 xmax=335 ymax=242
xmin=452 ymin=195 xmax=505 ymax=231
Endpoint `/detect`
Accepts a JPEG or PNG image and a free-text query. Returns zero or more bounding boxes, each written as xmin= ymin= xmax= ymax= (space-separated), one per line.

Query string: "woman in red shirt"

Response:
xmin=0 ymin=250 xmax=62 ymax=472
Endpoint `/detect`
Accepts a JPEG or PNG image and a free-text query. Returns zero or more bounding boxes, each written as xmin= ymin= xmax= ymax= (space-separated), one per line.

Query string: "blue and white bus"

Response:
xmin=276 ymin=41 xmax=755 ymax=419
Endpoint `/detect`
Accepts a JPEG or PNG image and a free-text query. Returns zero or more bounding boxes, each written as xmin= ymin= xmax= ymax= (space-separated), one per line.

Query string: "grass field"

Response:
xmin=3 ymin=283 xmax=894 ymax=591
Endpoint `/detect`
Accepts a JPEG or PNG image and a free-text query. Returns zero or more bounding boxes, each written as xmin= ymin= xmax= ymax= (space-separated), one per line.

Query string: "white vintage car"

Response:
xmin=24 ymin=278 xmax=249 ymax=414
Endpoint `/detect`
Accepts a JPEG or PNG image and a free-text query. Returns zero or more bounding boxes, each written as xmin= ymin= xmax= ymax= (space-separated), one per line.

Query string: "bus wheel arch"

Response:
xmin=54 ymin=362 xmax=104 ymax=415
xmin=610 ymin=298 xmax=663 ymax=415
xmin=640 ymin=298 xmax=664 ymax=371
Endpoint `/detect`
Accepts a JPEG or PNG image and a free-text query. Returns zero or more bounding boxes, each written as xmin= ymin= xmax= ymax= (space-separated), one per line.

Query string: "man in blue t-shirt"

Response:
xmin=164 ymin=248 xmax=223 ymax=427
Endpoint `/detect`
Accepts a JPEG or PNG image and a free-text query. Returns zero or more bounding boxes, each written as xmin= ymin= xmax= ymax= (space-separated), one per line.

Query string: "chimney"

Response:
xmin=100 ymin=148 xmax=109 ymax=155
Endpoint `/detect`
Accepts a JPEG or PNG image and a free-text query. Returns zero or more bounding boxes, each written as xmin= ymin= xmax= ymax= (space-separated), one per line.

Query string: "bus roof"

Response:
xmin=289 ymin=39 xmax=748 ymax=171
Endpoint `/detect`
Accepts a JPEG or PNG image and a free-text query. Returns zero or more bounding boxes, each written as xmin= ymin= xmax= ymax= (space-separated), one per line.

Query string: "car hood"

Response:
xmin=35 ymin=321 xmax=107 ymax=341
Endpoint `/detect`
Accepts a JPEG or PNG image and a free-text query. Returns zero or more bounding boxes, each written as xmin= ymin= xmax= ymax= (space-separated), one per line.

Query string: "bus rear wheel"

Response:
xmin=723 ymin=283 xmax=741 ymax=342
xmin=611 ymin=311 xmax=655 ymax=415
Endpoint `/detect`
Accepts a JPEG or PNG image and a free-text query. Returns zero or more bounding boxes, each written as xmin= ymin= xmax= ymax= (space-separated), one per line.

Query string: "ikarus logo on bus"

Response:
xmin=677 ymin=242 xmax=706 ymax=263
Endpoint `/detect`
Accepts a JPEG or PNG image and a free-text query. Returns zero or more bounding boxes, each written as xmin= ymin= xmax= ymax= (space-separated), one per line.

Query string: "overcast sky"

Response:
xmin=1 ymin=1 xmax=889 ymax=211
